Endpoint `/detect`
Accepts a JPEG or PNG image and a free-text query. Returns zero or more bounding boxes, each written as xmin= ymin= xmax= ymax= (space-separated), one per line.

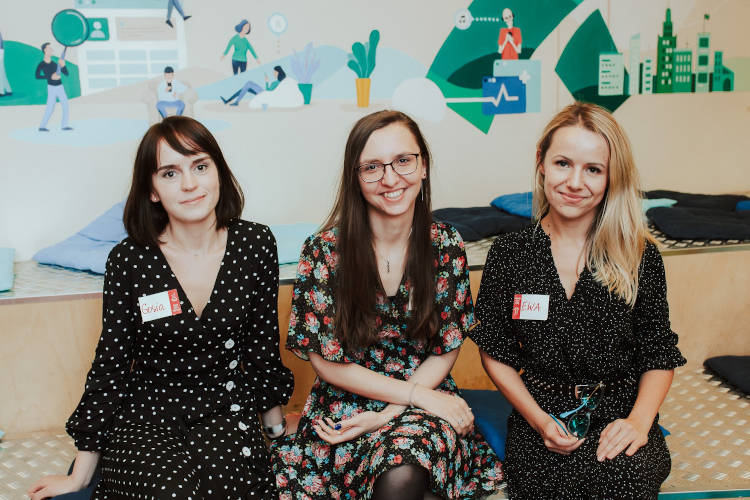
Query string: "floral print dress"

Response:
xmin=272 ymin=223 xmax=503 ymax=499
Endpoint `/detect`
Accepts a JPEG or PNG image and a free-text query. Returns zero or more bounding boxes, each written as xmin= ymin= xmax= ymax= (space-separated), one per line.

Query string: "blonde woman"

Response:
xmin=471 ymin=102 xmax=685 ymax=498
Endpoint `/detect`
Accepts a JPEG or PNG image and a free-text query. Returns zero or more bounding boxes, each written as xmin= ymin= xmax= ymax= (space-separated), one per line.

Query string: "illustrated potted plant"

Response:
xmin=346 ymin=29 xmax=379 ymax=107
xmin=290 ymin=42 xmax=320 ymax=105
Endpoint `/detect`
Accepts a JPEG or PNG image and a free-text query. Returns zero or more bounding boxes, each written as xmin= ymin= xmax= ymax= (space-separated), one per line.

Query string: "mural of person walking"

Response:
xmin=0 ymin=31 xmax=12 ymax=96
xmin=36 ymin=42 xmax=71 ymax=132
xmin=221 ymin=19 xmax=260 ymax=75
xmin=165 ymin=0 xmax=191 ymax=28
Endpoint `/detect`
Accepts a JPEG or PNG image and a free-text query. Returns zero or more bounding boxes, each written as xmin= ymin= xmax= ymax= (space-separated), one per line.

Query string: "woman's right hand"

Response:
xmin=27 ymin=474 xmax=82 ymax=500
xmin=535 ymin=415 xmax=585 ymax=455
xmin=412 ymin=385 xmax=474 ymax=436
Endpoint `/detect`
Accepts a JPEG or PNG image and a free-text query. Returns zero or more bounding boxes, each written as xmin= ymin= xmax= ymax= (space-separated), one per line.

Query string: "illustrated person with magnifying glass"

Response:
xmin=471 ymin=102 xmax=685 ymax=498
xmin=36 ymin=42 xmax=71 ymax=132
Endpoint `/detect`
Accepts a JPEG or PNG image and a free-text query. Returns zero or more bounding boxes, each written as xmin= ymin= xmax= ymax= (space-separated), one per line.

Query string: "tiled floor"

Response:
xmin=1 ymin=366 xmax=747 ymax=499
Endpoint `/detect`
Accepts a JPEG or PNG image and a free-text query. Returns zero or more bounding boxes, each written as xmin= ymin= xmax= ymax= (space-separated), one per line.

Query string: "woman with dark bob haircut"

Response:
xmin=29 ymin=116 xmax=293 ymax=500
xmin=273 ymin=110 xmax=503 ymax=499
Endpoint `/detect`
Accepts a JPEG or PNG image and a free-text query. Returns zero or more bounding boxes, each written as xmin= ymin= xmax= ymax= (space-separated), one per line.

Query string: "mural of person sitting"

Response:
xmin=156 ymin=66 xmax=187 ymax=118
xmin=36 ymin=42 xmax=71 ymax=132
xmin=221 ymin=19 xmax=260 ymax=75
xmin=221 ymin=65 xmax=285 ymax=106
xmin=165 ymin=0 xmax=191 ymax=28
xmin=498 ymin=8 xmax=522 ymax=60
xmin=0 ymin=31 xmax=12 ymax=96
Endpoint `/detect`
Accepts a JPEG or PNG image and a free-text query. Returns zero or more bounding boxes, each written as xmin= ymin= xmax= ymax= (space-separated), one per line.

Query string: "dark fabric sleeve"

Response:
xmin=469 ymin=237 xmax=523 ymax=371
xmin=632 ymin=243 xmax=687 ymax=374
xmin=35 ymin=62 xmax=46 ymax=80
xmin=65 ymin=243 xmax=136 ymax=452
xmin=430 ymin=223 xmax=473 ymax=355
xmin=285 ymin=233 xmax=349 ymax=363
xmin=243 ymin=226 xmax=294 ymax=413
xmin=60 ymin=63 xmax=69 ymax=76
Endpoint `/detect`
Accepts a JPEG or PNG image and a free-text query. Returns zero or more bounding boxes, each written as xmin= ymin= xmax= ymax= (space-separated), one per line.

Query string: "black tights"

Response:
xmin=371 ymin=464 xmax=443 ymax=500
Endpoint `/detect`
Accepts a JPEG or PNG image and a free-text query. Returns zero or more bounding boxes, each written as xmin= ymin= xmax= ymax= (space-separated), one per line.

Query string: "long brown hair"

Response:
xmin=123 ymin=116 xmax=244 ymax=247
xmin=322 ymin=110 xmax=437 ymax=352
xmin=533 ymin=102 xmax=652 ymax=306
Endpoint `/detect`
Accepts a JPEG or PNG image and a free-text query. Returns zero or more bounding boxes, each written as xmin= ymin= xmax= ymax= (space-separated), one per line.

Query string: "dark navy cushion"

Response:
xmin=461 ymin=389 xmax=513 ymax=461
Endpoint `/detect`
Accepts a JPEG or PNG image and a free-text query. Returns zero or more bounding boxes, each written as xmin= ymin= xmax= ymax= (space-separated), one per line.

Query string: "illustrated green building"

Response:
xmin=598 ymin=53 xmax=625 ymax=96
xmin=713 ymin=51 xmax=734 ymax=92
xmin=672 ymin=49 xmax=692 ymax=92
xmin=695 ymin=33 xmax=711 ymax=93
xmin=642 ymin=57 xmax=654 ymax=94
xmin=655 ymin=8 xmax=676 ymax=93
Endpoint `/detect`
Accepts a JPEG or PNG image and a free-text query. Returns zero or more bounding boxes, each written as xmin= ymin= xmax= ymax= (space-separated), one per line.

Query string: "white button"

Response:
xmin=230 ymin=404 xmax=240 ymax=412
xmin=238 ymin=421 xmax=248 ymax=431
xmin=226 ymin=381 xmax=235 ymax=391
xmin=225 ymin=339 xmax=235 ymax=349
xmin=229 ymin=360 xmax=238 ymax=369
xmin=242 ymin=447 xmax=251 ymax=456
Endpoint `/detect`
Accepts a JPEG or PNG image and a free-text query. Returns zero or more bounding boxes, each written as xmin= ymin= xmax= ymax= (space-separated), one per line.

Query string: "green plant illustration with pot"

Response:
xmin=347 ymin=29 xmax=379 ymax=107
xmin=290 ymin=42 xmax=320 ymax=105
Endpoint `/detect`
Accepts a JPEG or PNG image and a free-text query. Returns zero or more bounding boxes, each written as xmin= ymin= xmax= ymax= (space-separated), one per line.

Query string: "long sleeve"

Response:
xmin=66 ymin=243 xmax=136 ymax=452
xmin=242 ymin=227 xmax=294 ymax=412
xmin=35 ymin=62 xmax=46 ymax=80
xmin=246 ymin=40 xmax=257 ymax=60
xmin=223 ymin=35 xmax=235 ymax=56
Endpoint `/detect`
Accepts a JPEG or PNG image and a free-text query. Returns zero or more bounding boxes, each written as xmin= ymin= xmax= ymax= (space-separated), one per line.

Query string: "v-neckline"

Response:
xmin=156 ymin=225 xmax=232 ymax=323
xmin=538 ymin=228 xmax=586 ymax=303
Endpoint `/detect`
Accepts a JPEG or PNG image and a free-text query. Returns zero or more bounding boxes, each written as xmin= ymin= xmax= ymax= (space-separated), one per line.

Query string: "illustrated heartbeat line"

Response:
xmin=445 ymin=83 xmax=519 ymax=106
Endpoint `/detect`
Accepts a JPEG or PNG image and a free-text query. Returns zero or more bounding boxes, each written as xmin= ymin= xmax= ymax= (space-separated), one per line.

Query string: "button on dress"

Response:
xmin=272 ymin=223 xmax=503 ymax=499
xmin=66 ymin=219 xmax=294 ymax=499
xmin=470 ymin=226 xmax=686 ymax=499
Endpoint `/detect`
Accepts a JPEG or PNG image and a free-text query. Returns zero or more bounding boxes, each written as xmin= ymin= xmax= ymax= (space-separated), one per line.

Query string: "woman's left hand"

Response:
xmin=312 ymin=413 xmax=384 ymax=445
xmin=596 ymin=417 xmax=649 ymax=461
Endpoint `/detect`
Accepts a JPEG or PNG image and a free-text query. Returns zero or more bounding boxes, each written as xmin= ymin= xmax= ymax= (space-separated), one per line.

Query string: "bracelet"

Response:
xmin=408 ymin=382 xmax=419 ymax=408
xmin=263 ymin=416 xmax=287 ymax=439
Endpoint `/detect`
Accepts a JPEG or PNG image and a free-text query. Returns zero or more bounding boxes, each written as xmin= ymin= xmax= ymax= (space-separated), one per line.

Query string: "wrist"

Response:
xmin=264 ymin=417 xmax=287 ymax=439
xmin=625 ymin=412 xmax=654 ymax=433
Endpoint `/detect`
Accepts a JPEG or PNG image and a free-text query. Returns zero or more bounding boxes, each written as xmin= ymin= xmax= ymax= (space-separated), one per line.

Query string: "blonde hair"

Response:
xmin=533 ymin=102 xmax=653 ymax=307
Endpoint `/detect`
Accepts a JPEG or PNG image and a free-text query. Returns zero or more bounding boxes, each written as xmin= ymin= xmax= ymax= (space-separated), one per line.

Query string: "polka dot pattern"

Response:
xmin=65 ymin=219 xmax=293 ymax=499
xmin=470 ymin=226 xmax=686 ymax=498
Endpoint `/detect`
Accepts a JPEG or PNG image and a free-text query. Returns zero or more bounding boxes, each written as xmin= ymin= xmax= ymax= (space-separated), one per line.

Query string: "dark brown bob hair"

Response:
xmin=322 ymin=110 xmax=437 ymax=352
xmin=123 ymin=116 xmax=244 ymax=247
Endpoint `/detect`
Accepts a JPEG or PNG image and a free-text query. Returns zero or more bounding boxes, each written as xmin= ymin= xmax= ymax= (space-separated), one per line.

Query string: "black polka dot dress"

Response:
xmin=470 ymin=226 xmax=686 ymax=499
xmin=65 ymin=219 xmax=294 ymax=499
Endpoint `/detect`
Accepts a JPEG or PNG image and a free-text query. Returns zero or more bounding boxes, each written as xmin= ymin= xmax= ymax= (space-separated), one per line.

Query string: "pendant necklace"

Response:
xmin=374 ymin=227 xmax=412 ymax=273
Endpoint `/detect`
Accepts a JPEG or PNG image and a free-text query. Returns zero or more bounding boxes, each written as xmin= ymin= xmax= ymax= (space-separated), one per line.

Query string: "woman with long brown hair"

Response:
xmin=471 ymin=102 xmax=685 ymax=498
xmin=28 ymin=116 xmax=293 ymax=499
xmin=273 ymin=110 xmax=502 ymax=499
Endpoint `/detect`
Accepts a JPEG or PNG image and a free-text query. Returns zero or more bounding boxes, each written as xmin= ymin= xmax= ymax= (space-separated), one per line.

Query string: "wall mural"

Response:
xmin=0 ymin=0 xmax=746 ymax=145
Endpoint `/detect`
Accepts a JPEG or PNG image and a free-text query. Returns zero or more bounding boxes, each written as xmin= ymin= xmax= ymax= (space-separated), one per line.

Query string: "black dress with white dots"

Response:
xmin=470 ymin=226 xmax=686 ymax=499
xmin=66 ymin=219 xmax=294 ymax=499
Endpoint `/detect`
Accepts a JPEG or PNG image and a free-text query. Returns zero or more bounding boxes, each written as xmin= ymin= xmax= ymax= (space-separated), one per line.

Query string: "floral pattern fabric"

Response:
xmin=272 ymin=223 xmax=503 ymax=499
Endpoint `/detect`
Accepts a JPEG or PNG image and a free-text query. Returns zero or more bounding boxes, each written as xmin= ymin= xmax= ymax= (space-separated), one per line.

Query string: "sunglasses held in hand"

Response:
xmin=548 ymin=382 xmax=605 ymax=439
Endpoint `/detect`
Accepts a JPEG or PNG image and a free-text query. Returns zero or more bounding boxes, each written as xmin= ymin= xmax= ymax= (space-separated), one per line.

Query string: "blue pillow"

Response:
xmin=490 ymin=192 xmax=533 ymax=219
xmin=270 ymin=223 xmax=318 ymax=264
xmin=737 ymin=200 xmax=750 ymax=212
xmin=34 ymin=234 xmax=118 ymax=274
xmin=0 ymin=248 xmax=13 ymax=292
xmin=461 ymin=389 xmax=513 ymax=461
xmin=78 ymin=201 xmax=128 ymax=242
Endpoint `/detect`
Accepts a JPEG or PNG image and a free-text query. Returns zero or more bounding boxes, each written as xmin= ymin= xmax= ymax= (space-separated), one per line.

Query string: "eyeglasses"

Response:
xmin=357 ymin=153 xmax=420 ymax=183
xmin=548 ymin=382 xmax=605 ymax=439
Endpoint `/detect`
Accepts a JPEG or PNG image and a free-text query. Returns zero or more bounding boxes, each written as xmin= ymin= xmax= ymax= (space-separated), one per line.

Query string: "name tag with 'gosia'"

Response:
xmin=138 ymin=289 xmax=182 ymax=322
xmin=511 ymin=294 xmax=549 ymax=321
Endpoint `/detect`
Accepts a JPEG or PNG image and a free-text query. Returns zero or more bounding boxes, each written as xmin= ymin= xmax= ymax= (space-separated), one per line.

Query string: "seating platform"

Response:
xmin=1 ymin=365 xmax=747 ymax=499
